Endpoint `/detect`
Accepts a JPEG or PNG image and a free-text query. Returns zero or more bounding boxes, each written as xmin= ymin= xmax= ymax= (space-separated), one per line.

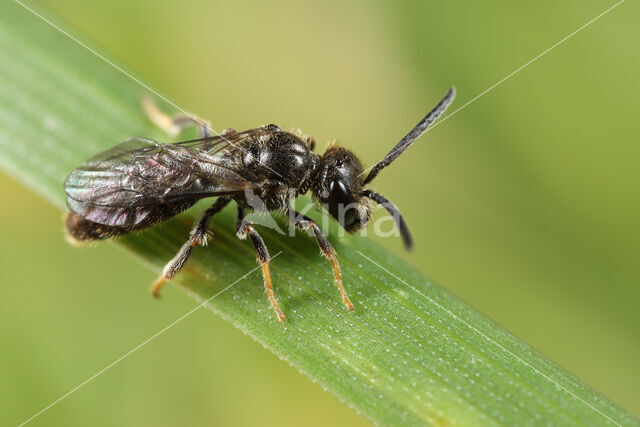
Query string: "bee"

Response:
xmin=65 ymin=88 xmax=455 ymax=321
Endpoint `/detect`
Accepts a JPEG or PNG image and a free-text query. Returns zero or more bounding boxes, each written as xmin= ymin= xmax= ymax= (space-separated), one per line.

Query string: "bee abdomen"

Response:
xmin=65 ymin=212 xmax=131 ymax=241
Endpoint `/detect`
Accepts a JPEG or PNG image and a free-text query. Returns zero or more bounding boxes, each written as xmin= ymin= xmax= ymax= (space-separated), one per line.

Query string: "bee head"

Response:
xmin=312 ymin=144 xmax=371 ymax=233
xmin=310 ymin=87 xmax=455 ymax=250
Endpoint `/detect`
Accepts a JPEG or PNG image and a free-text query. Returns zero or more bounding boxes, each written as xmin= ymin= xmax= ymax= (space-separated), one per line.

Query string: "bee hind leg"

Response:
xmin=151 ymin=197 xmax=231 ymax=298
xmin=141 ymin=95 xmax=212 ymax=138
xmin=236 ymin=207 xmax=285 ymax=322
xmin=287 ymin=209 xmax=354 ymax=311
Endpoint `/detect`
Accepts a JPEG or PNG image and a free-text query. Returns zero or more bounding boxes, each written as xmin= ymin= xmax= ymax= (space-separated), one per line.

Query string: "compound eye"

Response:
xmin=329 ymin=179 xmax=348 ymax=202
xmin=328 ymin=180 xmax=357 ymax=228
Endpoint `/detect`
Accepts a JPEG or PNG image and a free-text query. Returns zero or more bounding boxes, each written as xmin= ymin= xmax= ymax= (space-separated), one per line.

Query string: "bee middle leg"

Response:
xmin=287 ymin=209 xmax=354 ymax=311
xmin=235 ymin=207 xmax=285 ymax=322
xmin=151 ymin=197 xmax=231 ymax=297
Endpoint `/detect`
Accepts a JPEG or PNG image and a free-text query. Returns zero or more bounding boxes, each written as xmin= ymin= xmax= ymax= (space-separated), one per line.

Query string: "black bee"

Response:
xmin=65 ymin=88 xmax=456 ymax=321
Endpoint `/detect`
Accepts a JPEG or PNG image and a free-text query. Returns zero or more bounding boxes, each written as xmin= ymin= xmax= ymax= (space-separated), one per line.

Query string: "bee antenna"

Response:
xmin=362 ymin=190 xmax=413 ymax=250
xmin=363 ymin=87 xmax=456 ymax=185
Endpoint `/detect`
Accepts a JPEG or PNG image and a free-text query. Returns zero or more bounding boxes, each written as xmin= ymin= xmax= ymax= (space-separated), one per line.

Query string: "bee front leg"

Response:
xmin=235 ymin=207 xmax=285 ymax=322
xmin=287 ymin=209 xmax=354 ymax=312
xmin=151 ymin=197 xmax=231 ymax=298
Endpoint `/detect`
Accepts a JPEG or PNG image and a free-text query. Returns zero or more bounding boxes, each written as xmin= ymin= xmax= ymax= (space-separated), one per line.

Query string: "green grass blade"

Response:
xmin=0 ymin=3 xmax=636 ymax=425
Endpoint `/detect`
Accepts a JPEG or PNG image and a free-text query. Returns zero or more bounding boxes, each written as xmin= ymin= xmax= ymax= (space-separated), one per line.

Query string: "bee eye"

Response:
xmin=328 ymin=180 xmax=357 ymax=228
xmin=329 ymin=179 xmax=348 ymax=201
xmin=335 ymin=155 xmax=351 ymax=168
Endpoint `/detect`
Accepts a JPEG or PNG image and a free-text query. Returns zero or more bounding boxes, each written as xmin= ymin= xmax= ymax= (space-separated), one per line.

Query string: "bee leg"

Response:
xmin=151 ymin=197 xmax=231 ymax=298
xmin=236 ymin=207 xmax=285 ymax=322
xmin=141 ymin=95 xmax=211 ymax=138
xmin=287 ymin=209 xmax=354 ymax=311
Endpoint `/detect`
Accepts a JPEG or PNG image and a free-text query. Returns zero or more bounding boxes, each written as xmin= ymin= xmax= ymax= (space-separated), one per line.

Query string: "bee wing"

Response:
xmin=65 ymin=130 xmax=264 ymax=227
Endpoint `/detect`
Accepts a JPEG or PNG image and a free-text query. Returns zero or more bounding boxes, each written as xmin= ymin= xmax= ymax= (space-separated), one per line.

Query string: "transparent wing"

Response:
xmin=65 ymin=129 xmax=265 ymax=227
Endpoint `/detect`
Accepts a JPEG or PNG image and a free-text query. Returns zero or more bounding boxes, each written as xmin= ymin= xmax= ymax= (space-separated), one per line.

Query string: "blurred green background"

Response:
xmin=1 ymin=0 xmax=638 ymax=425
